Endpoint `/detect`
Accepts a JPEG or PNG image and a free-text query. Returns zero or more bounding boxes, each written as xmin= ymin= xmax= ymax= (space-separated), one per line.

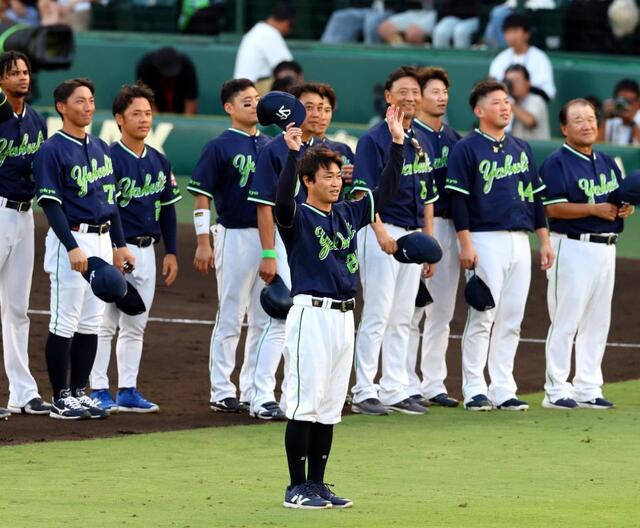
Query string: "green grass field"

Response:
xmin=173 ymin=177 xmax=640 ymax=260
xmin=3 ymin=380 xmax=639 ymax=528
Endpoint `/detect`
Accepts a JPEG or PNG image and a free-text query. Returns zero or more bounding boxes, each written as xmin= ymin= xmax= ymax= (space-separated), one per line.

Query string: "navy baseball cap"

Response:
xmin=115 ymin=280 xmax=146 ymax=316
xmin=257 ymin=91 xmax=306 ymax=130
xmin=394 ymin=232 xmax=443 ymax=265
xmin=82 ymin=257 xmax=128 ymax=303
xmin=617 ymin=170 xmax=640 ymax=205
xmin=464 ymin=270 xmax=495 ymax=311
xmin=260 ymin=275 xmax=293 ymax=320
xmin=415 ymin=280 xmax=433 ymax=308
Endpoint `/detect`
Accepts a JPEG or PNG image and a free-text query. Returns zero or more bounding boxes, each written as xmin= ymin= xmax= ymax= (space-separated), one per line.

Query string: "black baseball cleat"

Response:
xmin=251 ymin=401 xmax=286 ymax=420
xmin=497 ymin=398 xmax=529 ymax=411
xmin=309 ymin=482 xmax=353 ymax=508
xmin=210 ymin=397 xmax=241 ymax=413
xmin=465 ymin=394 xmax=493 ymax=412
xmin=410 ymin=394 xmax=430 ymax=407
xmin=428 ymin=393 xmax=459 ymax=407
xmin=49 ymin=390 xmax=91 ymax=420
xmin=577 ymin=397 xmax=615 ymax=410
xmin=542 ymin=396 xmax=578 ymax=410
xmin=75 ymin=389 xmax=109 ymax=419
xmin=0 ymin=407 xmax=9 ymax=420
xmin=351 ymin=398 xmax=388 ymax=416
xmin=8 ymin=397 xmax=52 ymax=415
xmin=283 ymin=483 xmax=332 ymax=509
xmin=386 ymin=398 xmax=428 ymax=415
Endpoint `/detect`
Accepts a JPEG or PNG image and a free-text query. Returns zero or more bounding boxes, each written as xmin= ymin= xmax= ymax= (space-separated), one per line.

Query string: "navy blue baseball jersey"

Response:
xmin=445 ymin=129 xmax=544 ymax=232
xmin=413 ymin=118 xmax=461 ymax=217
xmin=351 ymin=120 xmax=438 ymax=229
xmin=111 ymin=140 xmax=182 ymax=240
xmin=279 ymin=198 xmax=375 ymax=300
xmin=34 ymin=131 xmax=118 ymax=226
xmin=0 ymin=105 xmax=47 ymax=201
xmin=540 ymin=144 xmax=623 ymax=235
xmin=248 ymin=134 xmax=318 ymax=207
xmin=187 ymin=128 xmax=270 ymax=228
xmin=321 ymin=136 xmax=355 ymax=199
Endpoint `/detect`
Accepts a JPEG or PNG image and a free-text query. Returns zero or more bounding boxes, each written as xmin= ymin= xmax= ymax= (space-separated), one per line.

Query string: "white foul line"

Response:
xmin=26 ymin=309 xmax=640 ymax=349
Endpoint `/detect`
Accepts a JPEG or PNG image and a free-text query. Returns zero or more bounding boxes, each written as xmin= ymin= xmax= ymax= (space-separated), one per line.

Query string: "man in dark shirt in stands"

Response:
xmin=136 ymin=47 xmax=198 ymax=115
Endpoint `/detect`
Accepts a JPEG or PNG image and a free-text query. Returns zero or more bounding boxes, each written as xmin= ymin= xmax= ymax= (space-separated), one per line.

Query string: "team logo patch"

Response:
xmin=275 ymin=105 xmax=291 ymax=121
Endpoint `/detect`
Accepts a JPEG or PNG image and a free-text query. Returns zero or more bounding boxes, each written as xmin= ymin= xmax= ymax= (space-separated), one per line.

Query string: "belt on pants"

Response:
xmin=0 ymin=196 xmax=31 ymax=212
xmin=126 ymin=236 xmax=154 ymax=248
xmin=71 ymin=221 xmax=111 ymax=234
xmin=566 ymin=233 xmax=618 ymax=245
xmin=387 ymin=223 xmax=419 ymax=231
xmin=295 ymin=295 xmax=356 ymax=312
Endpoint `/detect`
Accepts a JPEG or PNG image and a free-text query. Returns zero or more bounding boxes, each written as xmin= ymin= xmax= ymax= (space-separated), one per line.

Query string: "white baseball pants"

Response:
xmin=209 ymin=225 xmax=268 ymax=403
xmin=284 ymin=295 xmax=355 ymax=424
xmin=461 ymin=231 xmax=530 ymax=406
xmin=407 ymin=217 xmax=460 ymax=398
xmin=544 ymin=234 xmax=616 ymax=402
xmin=251 ymin=230 xmax=291 ymax=411
xmin=352 ymin=223 xmax=422 ymax=406
xmin=0 ymin=207 xmax=41 ymax=408
xmin=91 ymin=243 xmax=156 ymax=390
xmin=44 ymin=228 xmax=113 ymax=339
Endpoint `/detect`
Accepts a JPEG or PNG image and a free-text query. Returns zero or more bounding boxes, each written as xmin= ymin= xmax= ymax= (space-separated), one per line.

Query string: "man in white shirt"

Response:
xmin=602 ymin=79 xmax=640 ymax=146
xmin=233 ymin=3 xmax=295 ymax=86
xmin=489 ymin=14 xmax=556 ymax=101
xmin=504 ymin=64 xmax=550 ymax=140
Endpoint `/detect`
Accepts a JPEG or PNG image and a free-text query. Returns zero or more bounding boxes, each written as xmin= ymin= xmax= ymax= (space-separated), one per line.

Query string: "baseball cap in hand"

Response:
xmin=115 ymin=280 xmax=146 ymax=316
xmin=464 ymin=269 xmax=495 ymax=311
xmin=82 ymin=257 xmax=128 ymax=303
xmin=260 ymin=275 xmax=293 ymax=319
xmin=257 ymin=91 xmax=306 ymax=130
xmin=394 ymin=232 xmax=443 ymax=265
xmin=415 ymin=280 xmax=433 ymax=307
xmin=609 ymin=169 xmax=640 ymax=206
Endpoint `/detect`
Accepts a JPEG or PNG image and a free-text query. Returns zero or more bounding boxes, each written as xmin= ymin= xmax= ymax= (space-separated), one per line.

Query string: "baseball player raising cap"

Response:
xmin=277 ymin=105 xmax=404 ymax=509
xmin=0 ymin=51 xmax=50 ymax=418
xmin=188 ymin=78 xmax=271 ymax=414
xmin=445 ymin=79 xmax=554 ymax=411
xmin=33 ymin=78 xmax=136 ymax=420
xmin=89 ymin=82 xmax=182 ymax=414
xmin=540 ymin=98 xmax=634 ymax=410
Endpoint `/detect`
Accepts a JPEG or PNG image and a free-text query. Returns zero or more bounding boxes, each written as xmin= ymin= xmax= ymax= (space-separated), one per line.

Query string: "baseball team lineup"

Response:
xmin=0 ymin=45 xmax=638 ymax=509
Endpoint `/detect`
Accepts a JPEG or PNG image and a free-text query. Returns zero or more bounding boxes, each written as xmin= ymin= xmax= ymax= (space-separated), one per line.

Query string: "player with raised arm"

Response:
xmin=277 ymin=105 xmax=404 ymax=509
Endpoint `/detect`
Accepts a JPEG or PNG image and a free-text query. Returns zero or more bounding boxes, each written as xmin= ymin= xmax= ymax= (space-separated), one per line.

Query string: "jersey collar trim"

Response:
xmin=12 ymin=106 xmax=27 ymax=119
xmin=117 ymin=140 xmax=147 ymax=158
xmin=562 ymin=143 xmax=594 ymax=162
xmin=56 ymin=130 xmax=89 ymax=146
xmin=228 ymin=127 xmax=260 ymax=137
xmin=302 ymin=202 xmax=328 ymax=217
xmin=414 ymin=118 xmax=442 ymax=134
xmin=474 ymin=128 xmax=506 ymax=143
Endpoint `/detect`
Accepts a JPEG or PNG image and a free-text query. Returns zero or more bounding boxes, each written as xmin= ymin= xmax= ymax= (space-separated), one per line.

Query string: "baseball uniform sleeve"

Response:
xmin=33 ymin=144 xmax=63 ymax=205
xmin=525 ymin=143 xmax=545 ymax=194
xmin=274 ymin=150 xmax=298 ymax=228
xmin=351 ymin=134 xmax=383 ymax=194
xmin=187 ymin=141 xmax=220 ymax=199
xmin=249 ymin=143 xmax=280 ymax=206
xmin=160 ymin=159 xmax=182 ymax=207
xmin=444 ymin=142 xmax=473 ymax=195
xmin=539 ymin=156 xmax=568 ymax=205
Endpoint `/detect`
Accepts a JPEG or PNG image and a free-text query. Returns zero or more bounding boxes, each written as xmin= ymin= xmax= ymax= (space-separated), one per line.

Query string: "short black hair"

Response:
xmin=53 ymin=77 xmax=95 ymax=118
xmin=317 ymin=83 xmax=337 ymax=110
xmin=220 ymin=78 xmax=256 ymax=105
xmin=270 ymin=1 xmax=296 ymax=21
xmin=112 ymin=82 xmax=155 ymax=116
xmin=613 ymin=78 xmax=640 ymax=97
xmin=0 ymin=51 xmax=32 ymax=79
xmin=419 ymin=66 xmax=450 ymax=90
xmin=384 ymin=66 xmax=423 ymax=92
xmin=469 ymin=79 xmax=508 ymax=109
xmin=299 ymin=146 xmax=343 ymax=184
xmin=502 ymin=13 xmax=530 ymax=32
xmin=559 ymin=98 xmax=597 ymax=126
xmin=289 ymin=82 xmax=325 ymax=101
xmin=504 ymin=64 xmax=530 ymax=81
xmin=273 ymin=60 xmax=303 ymax=78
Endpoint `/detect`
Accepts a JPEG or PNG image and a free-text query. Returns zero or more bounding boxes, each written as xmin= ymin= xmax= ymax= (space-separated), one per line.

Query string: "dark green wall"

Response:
xmin=33 ymin=32 xmax=640 ymax=133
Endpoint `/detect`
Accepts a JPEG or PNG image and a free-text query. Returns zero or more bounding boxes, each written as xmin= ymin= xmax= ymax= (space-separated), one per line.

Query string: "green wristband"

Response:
xmin=261 ymin=249 xmax=277 ymax=259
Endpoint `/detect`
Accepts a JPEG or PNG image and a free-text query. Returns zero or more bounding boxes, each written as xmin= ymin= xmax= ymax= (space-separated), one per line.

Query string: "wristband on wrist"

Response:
xmin=193 ymin=209 xmax=210 ymax=236
xmin=261 ymin=249 xmax=277 ymax=259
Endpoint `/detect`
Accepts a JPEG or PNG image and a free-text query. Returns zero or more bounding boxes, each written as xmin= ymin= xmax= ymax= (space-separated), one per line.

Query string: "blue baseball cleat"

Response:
xmin=117 ymin=387 xmax=160 ymax=413
xmin=90 ymin=389 xmax=119 ymax=414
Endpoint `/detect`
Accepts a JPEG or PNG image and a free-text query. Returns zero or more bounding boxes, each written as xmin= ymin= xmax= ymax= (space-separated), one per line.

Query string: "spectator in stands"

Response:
xmin=233 ymin=2 xmax=295 ymax=93
xmin=600 ymin=78 xmax=640 ymax=146
xmin=1 ymin=0 xmax=39 ymax=26
xmin=482 ymin=0 xmax=556 ymax=49
xmin=489 ymin=13 xmax=556 ymax=100
xmin=38 ymin=0 xmax=95 ymax=29
xmin=179 ymin=0 xmax=225 ymax=35
xmin=378 ymin=1 xmax=436 ymax=45
xmin=431 ymin=1 xmax=480 ymax=49
xmin=321 ymin=1 xmax=392 ymax=45
xmin=136 ymin=47 xmax=198 ymax=115
xmin=270 ymin=60 xmax=304 ymax=92
xmin=504 ymin=64 xmax=550 ymax=140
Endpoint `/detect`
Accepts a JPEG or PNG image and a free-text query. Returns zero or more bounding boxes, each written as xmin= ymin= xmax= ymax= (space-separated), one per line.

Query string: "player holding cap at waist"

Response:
xmin=276 ymin=105 xmax=405 ymax=509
